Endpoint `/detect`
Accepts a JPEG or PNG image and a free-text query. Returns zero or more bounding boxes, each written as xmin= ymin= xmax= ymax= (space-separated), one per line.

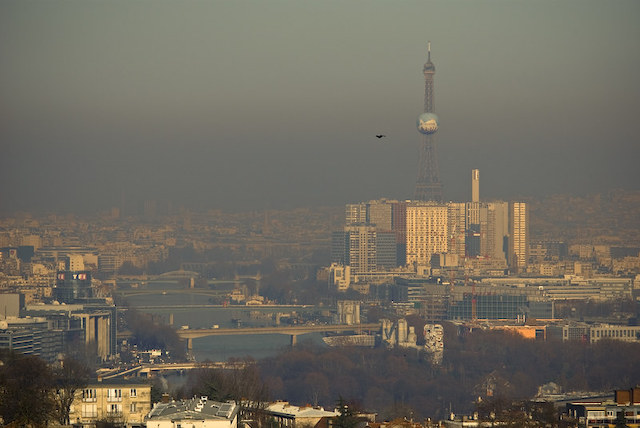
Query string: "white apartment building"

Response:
xmin=406 ymin=202 xmax=448 ymax=267
xmin=509 ymin=201 xmax=529 ymax=271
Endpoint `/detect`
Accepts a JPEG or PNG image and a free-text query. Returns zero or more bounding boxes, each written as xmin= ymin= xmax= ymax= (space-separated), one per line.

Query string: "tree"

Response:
xmin=183 ymin=360 xmax=269 ymax=407
xmin=95 ymin=417 xmax=126 ymax=428
xmin=118 ymin=261 xmax=143 ymax=275
xmin=0 ymin=350 xmax=55 ymax=427
xmin=125 ymin=307 xmax=186 ymax=359
xmin=333 ymin=397 xmax=359 ymax=428
xmin=53 ymin=356 xmax=91 ymax=425
xmin=615 ymin=410 xmax=630 ymax=428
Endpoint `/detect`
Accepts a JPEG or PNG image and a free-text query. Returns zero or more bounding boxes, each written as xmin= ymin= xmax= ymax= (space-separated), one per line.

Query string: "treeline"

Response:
xmin=255 ymin=323 xmax=640 ymax=421
xmin=175 ymin=360 xmax=268 ymax=404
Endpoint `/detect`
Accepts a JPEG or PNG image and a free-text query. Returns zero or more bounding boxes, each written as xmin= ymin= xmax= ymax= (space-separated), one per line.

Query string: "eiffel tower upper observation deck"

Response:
xmin=414 ymin=41 xmax=443 ymax=202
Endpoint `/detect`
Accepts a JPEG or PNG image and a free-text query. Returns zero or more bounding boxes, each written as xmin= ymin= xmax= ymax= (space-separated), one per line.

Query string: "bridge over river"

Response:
xmin=176 ymin=323 xmax=381 ymax=349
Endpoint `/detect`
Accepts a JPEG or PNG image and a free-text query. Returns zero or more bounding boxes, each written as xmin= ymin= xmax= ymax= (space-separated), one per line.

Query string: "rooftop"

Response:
xmin=266 ymin=401 xmax=338 ymax=419
xmin=147 ymin=397 xmax=239 ymax=422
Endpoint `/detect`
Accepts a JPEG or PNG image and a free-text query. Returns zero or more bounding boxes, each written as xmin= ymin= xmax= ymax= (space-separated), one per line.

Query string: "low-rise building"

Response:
xmin=146 ymin=396 xmax=239 ymax=428
xmin=589 ymin=324 xmax=640 ymax=343
xmin=261 ymin=401 xmax=339 ymax=428
xmin=565 ymin=387 xmax=640 ymax=428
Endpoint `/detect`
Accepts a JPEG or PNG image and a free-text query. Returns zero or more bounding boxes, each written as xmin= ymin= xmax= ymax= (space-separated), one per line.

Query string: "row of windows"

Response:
xmin=592 ymin=329 xmax=640 ymax=338
xmin=81 ymin=403 xmax=137 ymax=418
xmin=82 ymin=388 xmax=138 ymax=402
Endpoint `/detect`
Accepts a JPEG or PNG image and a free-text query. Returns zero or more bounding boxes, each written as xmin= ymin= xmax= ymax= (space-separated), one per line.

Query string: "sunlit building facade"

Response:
xmin=406 ymin=202 xmax=448 ymax=266
xmin=509 ymin=202 xmax=529 ymax=272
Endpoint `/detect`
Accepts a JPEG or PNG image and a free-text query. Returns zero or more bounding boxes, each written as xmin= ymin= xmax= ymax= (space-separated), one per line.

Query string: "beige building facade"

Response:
xmin=68 ymin=380 xmax=152 ymax=427
xmin=406 ymin=202 xmax=448 ymax=267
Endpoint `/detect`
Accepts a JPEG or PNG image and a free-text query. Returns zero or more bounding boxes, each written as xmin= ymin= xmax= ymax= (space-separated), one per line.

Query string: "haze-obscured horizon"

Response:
xmin=1 ymin=0 xmax=639 ymax=215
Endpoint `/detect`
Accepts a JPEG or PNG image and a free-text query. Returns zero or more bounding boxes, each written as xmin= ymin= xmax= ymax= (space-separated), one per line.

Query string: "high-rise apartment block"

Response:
xmin=509 ymin=201 xmax=529 ymax=272
xmin=345 ymin=203 xmax=367 ymax=225
xmin=486 ymin=201 xmax=510 ymax=262
xmin=332 ymin=223 xmax=397 ymax=274
xmin=334 ymin=194 xmax=525 ymax=277
xmin=345 ymin=224 xmax=377 ymax=274
xmin=447 ymin=202 xmax=467 ymax=259
xmin=405 ymin=202 xmax=448 ymax=266
xmin=367 ymin=199 xmax=394 ymax=232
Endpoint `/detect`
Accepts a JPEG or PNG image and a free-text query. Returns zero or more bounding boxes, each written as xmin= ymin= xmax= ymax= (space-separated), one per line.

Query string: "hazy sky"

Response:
xmin=1 ymin=0 xmax=639 ymax=214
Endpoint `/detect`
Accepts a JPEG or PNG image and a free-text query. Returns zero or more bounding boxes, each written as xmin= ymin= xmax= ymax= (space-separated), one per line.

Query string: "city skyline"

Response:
xmin=1 ymin=0 xmax=639 ymax=215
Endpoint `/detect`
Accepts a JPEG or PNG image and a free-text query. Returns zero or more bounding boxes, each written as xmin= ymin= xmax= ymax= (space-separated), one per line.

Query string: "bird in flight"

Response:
xmin=375 ymin=134 xmax=386 ymax=139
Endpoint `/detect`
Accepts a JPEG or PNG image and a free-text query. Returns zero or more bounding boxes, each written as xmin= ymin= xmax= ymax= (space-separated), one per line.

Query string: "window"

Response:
xmin=82 ymin=404 xmax=97 ymax=418
xmin=82 ymin=389 xmax=97 ymax=402
xmin=109 ymin=404 xmax=122 ymax=415
xmin=107 ymin=388 xmax=122 ymax=401
xmin=130 ymin=403 xmax=137 ymax=413
xmin=130 ymin=388 xmax=137 ymax=398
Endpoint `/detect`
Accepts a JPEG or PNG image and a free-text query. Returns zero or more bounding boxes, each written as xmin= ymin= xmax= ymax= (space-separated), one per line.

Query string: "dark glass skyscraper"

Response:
xmin=414 ymin=42 xmax=443 ymax=202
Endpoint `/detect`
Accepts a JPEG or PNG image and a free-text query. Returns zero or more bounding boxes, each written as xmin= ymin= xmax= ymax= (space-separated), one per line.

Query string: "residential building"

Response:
xmin=345 ymin=203 xmax=367 ymax=225
xmin=406 ymin=202 xmax=448 ymax=267
xmin=509 ymin=202 xmax=529 ymax=272
xmin=68 ymin=379 xmax=151 ymax=427
xmin=447 ymin=202 xmax=467 ymax=260
xmin=259 ymin=401 xmax=339 ymax=428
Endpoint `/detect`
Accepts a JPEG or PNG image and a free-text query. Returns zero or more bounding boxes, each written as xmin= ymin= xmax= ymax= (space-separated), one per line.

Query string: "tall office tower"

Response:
xmin=447 ymin=202 xmax=467 ymax=258
xmin=472 ymin=169 xmax=480 ymax=203
xmin=406 ymin=202 xmax=448 ymax=266
xmin=392 ymin=201 xmax=408 ymax=266
xmin=368 ymin=199 xmax=404 ymax=267
xmin=331 ymin=228 xmax=396 ymax=271
xmin=486 ymin=201 xmax=509 ymax=262
xmin=345 ymin=224 xmax=377 ymax=274
xmin=376 ymin=231 xmax=398 ymax=269
xmin=345 ymin=203 xmax=367 ymax=225
xmin=367 ymin=199 xmax=394 ymax=231
xmin=509 ymin=202 xmax=529 ymax=272
xmin=330 ymin=231 xmax=349 ymax=265
xmin=414 ymin=42 xmax=443 ymax=202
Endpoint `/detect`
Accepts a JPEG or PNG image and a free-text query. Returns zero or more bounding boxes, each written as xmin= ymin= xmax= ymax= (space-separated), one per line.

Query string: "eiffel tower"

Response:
xmin=414 ymin=42 xmax=443 ymax=202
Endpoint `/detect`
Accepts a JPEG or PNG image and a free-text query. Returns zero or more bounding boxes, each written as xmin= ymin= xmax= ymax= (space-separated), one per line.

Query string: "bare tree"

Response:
xmin=53 ymin=356 xmax=91 ymax=425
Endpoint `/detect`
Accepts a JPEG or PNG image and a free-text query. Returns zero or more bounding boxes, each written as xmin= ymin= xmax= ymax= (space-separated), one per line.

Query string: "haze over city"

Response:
xmin=1 ymin=0 xmax=639 ymax=215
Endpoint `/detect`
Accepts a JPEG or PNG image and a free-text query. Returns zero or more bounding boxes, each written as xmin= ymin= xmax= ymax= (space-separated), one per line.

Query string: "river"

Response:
xmin=118 ymin=280 xmax=328 ymax=362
